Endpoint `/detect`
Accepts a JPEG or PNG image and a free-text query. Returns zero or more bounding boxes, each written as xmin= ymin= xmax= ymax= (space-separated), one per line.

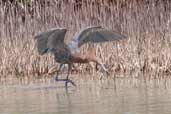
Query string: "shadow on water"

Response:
xmin=0 ymin=77 xmax=171 ymax=114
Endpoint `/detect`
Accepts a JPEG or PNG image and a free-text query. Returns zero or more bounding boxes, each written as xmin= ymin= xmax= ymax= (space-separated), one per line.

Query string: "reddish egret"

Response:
xmin=34 ymin=26 xmax=127 ymax=87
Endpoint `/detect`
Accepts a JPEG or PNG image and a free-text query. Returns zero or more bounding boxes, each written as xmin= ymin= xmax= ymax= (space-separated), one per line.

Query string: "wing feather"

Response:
xmin=68 ymin=26 xmax=127 ymax=53
xmin=34 ymin=28 xmax=67 ymax=55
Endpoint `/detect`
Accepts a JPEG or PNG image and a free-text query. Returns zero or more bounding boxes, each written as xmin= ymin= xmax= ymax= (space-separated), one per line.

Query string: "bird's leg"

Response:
xmin=83 ymin=52 xmax=110 ymax=79
xmin=55 ymin=64 xmax=63 ymax=81
xmin=99 ymin=62 xmax=110 ymax=79
xmin=95 ymin=58 xmax=110 ymax=79
xmin=65 ymin=64 xmax=76 ymax=87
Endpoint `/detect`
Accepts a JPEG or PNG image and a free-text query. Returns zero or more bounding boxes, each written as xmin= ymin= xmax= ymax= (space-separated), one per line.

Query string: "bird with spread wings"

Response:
xmin=34 ymin=26 xmax=127 ymax=87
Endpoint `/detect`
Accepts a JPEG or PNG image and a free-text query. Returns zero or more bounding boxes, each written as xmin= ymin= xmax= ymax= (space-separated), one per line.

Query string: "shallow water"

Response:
xmin=0 ymin=78 xmax=171 ymax=114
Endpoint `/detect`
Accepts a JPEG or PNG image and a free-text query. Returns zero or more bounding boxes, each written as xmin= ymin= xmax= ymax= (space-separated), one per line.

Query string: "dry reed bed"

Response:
xmin=0 ymin=0 xmax=171 ymax=80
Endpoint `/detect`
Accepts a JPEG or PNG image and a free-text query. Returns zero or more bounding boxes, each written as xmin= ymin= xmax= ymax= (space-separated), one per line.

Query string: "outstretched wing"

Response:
xmin=34 ymin=28 xmax=67 ymax=55
xmin=68 ymin=26 xmax=127 ymax=53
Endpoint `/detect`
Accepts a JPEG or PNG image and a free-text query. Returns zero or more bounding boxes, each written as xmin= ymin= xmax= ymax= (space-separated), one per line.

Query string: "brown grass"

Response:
xmin=0 ymin=0 xmax=171 ymax=80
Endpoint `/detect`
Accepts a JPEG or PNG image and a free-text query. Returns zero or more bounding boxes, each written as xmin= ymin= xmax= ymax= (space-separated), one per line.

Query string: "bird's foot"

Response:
xmin=55 ymin=70 xmax=76 ymax=87
xmin=65 ymin=79 xmax=76 ymax=87
xmin=99 ymin=70 xmax=110 ymax=80
xmin=55 ymin=78 xmax=76 ymax=87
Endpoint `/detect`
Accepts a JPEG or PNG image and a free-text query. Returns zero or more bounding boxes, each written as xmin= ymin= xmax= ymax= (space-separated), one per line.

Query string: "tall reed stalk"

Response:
xmin=0 ymin=0 xmax=171 ymax=79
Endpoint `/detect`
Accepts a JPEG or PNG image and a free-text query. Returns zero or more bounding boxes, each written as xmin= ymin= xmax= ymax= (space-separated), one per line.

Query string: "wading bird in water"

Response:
xmin=34 ymin=26 xmax=127 ymax=87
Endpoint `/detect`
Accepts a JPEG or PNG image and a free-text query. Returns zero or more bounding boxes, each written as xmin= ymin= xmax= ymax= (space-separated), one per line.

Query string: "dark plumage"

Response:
xmin=34 ymin=26 xmax=127 ymax=87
